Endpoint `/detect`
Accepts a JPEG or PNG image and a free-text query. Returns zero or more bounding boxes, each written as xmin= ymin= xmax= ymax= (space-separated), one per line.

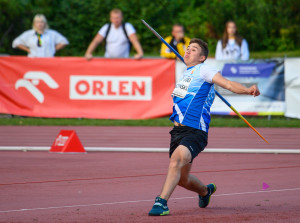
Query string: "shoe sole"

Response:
xmin=149 ymin=210 xmax=170 ymax=216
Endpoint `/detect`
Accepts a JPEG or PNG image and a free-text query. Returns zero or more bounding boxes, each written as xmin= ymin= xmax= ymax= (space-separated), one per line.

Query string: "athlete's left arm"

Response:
xmin=212 ymin=72 xmax=260 ymax=96
xmin=129 ymin=33 xmax=144 ymax=59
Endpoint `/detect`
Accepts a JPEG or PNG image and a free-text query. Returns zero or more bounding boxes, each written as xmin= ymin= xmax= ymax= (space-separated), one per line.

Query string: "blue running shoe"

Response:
xmin=148 ymin=197 xmax=170 ymax=216
xmin=199 ymin=183 xmax=217 ymax=208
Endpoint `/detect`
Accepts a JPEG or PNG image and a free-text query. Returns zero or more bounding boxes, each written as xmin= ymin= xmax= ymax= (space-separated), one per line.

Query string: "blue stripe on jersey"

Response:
xmin=181 ymin=82 xmax=214 ymax=131
xmin=169 ymin=64 xmax=216 ymax=133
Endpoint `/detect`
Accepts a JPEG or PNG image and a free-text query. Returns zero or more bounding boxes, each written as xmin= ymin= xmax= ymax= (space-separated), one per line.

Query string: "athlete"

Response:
xmin=149 ymin=38 xmax=260 ymax=216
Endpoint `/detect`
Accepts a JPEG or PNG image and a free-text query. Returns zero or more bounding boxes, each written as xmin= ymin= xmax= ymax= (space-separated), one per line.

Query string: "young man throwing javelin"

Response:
xmin=149 ymin=38 xmax=260 ymax=216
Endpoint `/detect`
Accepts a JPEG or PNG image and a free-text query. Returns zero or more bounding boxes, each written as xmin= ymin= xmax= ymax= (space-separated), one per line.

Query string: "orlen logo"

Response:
xmin=70 ymin=76 xmax=152 ymax=100
xmin=15 ymin=71 xmax=59 ymax=103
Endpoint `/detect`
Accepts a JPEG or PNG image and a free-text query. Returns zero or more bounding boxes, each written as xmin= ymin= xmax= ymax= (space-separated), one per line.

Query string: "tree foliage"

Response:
xmin=0 ymin=0 xmax=299 ymax=56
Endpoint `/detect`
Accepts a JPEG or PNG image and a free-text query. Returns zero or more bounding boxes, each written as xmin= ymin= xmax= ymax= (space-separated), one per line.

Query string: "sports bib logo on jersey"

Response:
xmin=172 ymin=76 xmax=193 ymax=98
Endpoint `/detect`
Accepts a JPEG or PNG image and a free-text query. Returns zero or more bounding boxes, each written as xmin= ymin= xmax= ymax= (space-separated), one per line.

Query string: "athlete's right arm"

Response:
xmin=85 ymin=34 xmax=104 ymax=60
xmin=212 ymin=72 xmax=260 ymax=97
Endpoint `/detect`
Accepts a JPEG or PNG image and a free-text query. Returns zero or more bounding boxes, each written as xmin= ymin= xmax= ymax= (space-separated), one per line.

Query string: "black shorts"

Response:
xmin=169 ymin=125 xmax=208 ymax=162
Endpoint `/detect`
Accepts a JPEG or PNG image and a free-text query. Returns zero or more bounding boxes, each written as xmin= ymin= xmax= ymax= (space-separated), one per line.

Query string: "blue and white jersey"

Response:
xmin=170 ymin=63 xmax=219 ymax=132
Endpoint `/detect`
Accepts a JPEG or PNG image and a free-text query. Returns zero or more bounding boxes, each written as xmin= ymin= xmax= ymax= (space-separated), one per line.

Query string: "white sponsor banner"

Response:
xmin=284 ymin=58 xmax=300 ymax=119
xmin=70 ymin=76 xmax=152 ymax=100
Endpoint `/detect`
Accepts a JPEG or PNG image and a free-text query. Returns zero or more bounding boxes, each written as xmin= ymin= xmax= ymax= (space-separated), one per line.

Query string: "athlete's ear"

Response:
xmin=199 ymin=55 xmax=206 ymax=63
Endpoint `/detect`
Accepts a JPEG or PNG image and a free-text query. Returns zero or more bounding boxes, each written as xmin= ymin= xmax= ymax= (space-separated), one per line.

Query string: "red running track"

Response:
xmin=0 ymin=126 xmax=300 ymax=222
xmin=0 ymin=151 xmax=300 ymax=222
xmin=0 ymin=126 xmax=300 ymax=149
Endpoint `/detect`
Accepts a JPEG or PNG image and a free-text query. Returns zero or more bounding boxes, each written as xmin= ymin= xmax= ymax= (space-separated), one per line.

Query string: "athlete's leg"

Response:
xmin=159 ymin=145 xmax=192 ymax=200
xmin=178 ymin=163 xmax=208 ymax=196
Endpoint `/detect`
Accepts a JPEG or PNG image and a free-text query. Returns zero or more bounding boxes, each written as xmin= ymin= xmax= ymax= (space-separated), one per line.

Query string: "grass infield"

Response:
xmin=0 ymin=116 xmax=299 ymax=128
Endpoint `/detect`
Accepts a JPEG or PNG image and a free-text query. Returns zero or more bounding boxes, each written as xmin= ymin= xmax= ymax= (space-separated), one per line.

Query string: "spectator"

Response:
xmin=160 ymin=24 xmax=190 ymax=59
xmin=85 ymin=8 xmax=143 ymax=60
xmin=215 ymin=20 xmax=249 ymax=60
xmin=12 ymin=14 xmax=69 ymax=57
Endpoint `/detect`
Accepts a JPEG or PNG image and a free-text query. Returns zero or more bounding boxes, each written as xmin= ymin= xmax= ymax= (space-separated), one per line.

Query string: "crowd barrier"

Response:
xmin=284 ymin=58 xmax=300 ymax=119
xmin=0 ymin=56 xmax=299 ymax=119
xmin=0 ymin=57 xmax=175 ymax=119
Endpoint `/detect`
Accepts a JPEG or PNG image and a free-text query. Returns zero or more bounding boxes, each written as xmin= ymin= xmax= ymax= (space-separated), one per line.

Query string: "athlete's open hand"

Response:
xmin=248 ymin=85 xmax=260 ymax=97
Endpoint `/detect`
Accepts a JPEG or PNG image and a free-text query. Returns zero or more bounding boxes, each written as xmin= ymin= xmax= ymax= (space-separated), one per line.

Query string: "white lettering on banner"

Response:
xmin=239 ymin=66 xmax=260 ymax=74
xmin=69 ymin=76 xmax=152 ymax=100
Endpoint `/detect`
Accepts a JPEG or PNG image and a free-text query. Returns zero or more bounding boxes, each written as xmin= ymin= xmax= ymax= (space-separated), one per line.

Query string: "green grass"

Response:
xmin=0 ymin=116 xmax=299 ymax=128
xmin=249 ymin=49 xmax=300 ymax=59
xmin=0 ymin=116 xmax=172 ymax=126
xmin=210 ymin=116 xmax=300 ymax=128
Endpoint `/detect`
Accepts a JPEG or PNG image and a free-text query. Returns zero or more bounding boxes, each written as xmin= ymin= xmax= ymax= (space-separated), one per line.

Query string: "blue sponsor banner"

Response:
xmin=205 ymin=59 xmax=285 ymax=115
xmin=222 ymin=63 xmax=276 ymax=77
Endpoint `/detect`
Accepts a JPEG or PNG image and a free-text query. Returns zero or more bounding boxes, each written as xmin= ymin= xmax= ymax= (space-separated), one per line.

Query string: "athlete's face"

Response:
xmin=110 ymin=12 xmax=123 ymax=28
xmin=184 ymin=43 xmax=205 ymax=67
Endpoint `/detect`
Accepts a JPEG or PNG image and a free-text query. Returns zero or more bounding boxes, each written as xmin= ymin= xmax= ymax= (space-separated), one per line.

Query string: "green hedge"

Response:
xmin=0 ymin=0 xmax=299 ymax=57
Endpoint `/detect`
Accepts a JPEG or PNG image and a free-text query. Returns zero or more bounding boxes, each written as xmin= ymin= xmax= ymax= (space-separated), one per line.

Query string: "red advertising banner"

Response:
xmin=0 ymin=56 xmax=175 ymax=119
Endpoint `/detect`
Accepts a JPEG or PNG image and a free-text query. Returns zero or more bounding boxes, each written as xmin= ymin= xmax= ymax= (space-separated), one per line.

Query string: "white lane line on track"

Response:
xmin=1 ymin=146 xmax=300 ymax=154
xmin=1 ymin=187 xmax=299 ymax=213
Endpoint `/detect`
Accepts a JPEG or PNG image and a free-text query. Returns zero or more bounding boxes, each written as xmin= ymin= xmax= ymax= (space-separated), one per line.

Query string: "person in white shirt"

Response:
xmin=215 ymin=20 xmax=249 ymax=60
xmin=12 ymin=14 xmax=69 ymax=57
xmin=85 ymin=8 xmax=143 ymax=60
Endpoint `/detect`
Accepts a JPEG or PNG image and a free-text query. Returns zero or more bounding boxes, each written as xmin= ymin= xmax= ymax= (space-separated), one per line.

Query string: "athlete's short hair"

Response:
xmin=189 ymin=38 xmax=209 ymax=61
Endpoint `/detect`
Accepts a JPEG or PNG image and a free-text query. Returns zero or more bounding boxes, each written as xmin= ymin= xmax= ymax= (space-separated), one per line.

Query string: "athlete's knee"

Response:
xmin=170 ymin=146 xmax=192 ymax=168
xmin=178 ymin=175 xmax=189 ymax=187
xmin=169 ymin=156 xmax=189 ymax=171
xmin=168 ymin=158 xmax=183 ymax=170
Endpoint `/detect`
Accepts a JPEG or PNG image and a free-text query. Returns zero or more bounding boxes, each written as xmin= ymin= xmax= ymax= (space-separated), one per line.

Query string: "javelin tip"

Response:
xmin=141 ymin=19 xmax=162 ymax=40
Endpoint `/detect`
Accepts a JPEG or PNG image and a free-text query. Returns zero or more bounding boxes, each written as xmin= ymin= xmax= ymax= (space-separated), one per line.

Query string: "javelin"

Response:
xmin=141 ymin=19 xmax=269 ymax=144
